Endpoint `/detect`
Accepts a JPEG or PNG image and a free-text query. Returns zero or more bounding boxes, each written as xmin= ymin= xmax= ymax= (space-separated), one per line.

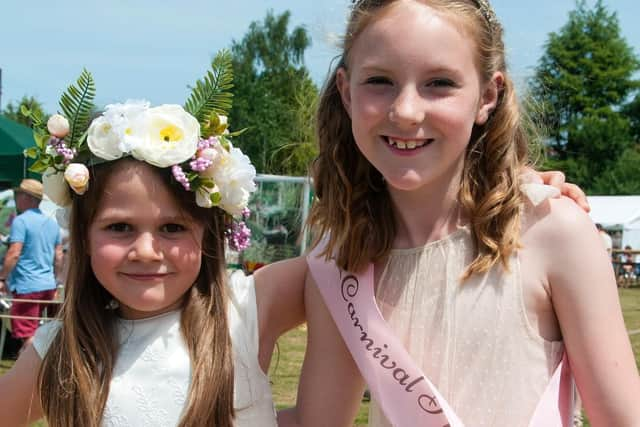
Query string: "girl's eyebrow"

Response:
xmin=358 ymin=64 xmax=464 ymax=78
xmin=93 ymin=212 xmax=187 ymax=223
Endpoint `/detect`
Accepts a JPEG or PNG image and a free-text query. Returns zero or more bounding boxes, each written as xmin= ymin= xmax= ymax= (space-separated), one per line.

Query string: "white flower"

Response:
xmin=205 ymin=143 xmax=256 ymax=216
xmin=131 ymin=105 xmax=200 ymax=168
xmin=42 ymin=168 xmax=72 ymax=207
xmin=87 ymin=116 xmax=123 ymax=160
xmin=104 ymin=100 xmax=150 ymax=153
xmin=47 ymin=114 xmax=70 ymax=138
xmin=64 ymin=163 xmax=90 ymax=195
xmin=87 ymin=100 xmax=150 ymax=160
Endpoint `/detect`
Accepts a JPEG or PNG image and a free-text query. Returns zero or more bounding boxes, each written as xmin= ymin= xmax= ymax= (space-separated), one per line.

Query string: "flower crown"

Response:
xmin=23 ymin=51 xmax=255 ymax=251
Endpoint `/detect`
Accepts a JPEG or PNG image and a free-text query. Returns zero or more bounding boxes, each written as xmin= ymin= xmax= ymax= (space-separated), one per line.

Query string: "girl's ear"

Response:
xmin=336 ymin=67 xmax=353 ymax=118
xmin=475 ymin=71 xmax=504 ymax=125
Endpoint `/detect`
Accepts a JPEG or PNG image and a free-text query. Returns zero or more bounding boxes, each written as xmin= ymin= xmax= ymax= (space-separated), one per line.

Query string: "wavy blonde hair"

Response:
xmin=310 ymin=0 xmax=534 ymax=278
xmin=37 ymin=159 xmax=235 ymax=427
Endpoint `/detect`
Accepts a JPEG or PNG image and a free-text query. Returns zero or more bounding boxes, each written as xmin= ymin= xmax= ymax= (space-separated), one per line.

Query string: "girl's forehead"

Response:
xmin=97 ymin=163 xmax=181 ymax=215
xmin=349 ymin=1 xmax=478 ymax=74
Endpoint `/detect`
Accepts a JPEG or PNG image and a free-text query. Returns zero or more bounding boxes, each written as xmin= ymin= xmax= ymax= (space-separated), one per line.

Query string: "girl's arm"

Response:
xmin=278 ymin=271 xmax=366 ymax=427
xmin=254 ymin=256 xmax=307 ymax=372
xmin=538 ymin=198 xmax=640 ymax=426
xmin=0 ymin=344 xmax=44 ymax=426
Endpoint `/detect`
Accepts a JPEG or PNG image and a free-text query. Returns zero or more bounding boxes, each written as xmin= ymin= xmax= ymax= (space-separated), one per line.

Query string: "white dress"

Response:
xmin=32 ymin=271 xmax=277 ymax=427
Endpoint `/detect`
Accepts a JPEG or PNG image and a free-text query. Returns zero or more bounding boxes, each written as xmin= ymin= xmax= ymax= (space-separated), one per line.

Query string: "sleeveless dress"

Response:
xmin=369 ymin=227 xmax=564 ymax=427
xmin=32 ymin=271 xmax=277 ymax=427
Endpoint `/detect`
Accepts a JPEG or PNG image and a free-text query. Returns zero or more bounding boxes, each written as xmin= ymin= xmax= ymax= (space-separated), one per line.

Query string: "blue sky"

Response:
xmin=1 ymin=1 xmax=639 ymax=114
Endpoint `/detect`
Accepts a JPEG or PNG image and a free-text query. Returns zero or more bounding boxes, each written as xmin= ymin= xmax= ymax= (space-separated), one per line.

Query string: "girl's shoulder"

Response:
xmin=520 ymin=195 xmax=601 ymax=268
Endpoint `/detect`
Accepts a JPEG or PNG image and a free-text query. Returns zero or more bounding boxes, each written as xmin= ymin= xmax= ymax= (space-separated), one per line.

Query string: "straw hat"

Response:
xmin=16 ymin=178 xmax=44 ymax=200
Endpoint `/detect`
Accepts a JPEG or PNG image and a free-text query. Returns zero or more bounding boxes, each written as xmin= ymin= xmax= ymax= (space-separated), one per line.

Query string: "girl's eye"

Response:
xmin=427 ymin=78 xmax=455 ymax=88
xmin=106 ymin=223 xmax=132 ymax=233
xmin=364 ymin=76 xmax=392 ymax=85
xmin=161 ymin=223 xmax=186 ymax=233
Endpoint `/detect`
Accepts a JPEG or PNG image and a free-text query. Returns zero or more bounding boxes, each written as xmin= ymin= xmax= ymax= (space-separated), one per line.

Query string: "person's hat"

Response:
xmin=15 ymin=179 xmax=44 ymax=200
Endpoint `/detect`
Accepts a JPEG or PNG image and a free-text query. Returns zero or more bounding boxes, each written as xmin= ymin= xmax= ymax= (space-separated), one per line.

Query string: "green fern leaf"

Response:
xmin=59 ymin=69 xmax=96 ymax=146
xmin=184 ymin=50 xmax=234 ymax=126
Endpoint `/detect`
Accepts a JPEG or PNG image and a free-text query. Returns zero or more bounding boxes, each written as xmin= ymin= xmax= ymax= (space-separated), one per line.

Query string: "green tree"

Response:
xmin=2 ymin=96 xmax=48 ymax=127
xmin=271 ymin=77 xmax=319 ymax=176
xmin=229 ymin=10 xmax=318 ymax=175
xmin=529 ymin=0 xmax=639 ymax=191
xmin=593 ymin=147 xmax=640 ymax=194
xmin=623 ymin=93 xmax=640 ymax=144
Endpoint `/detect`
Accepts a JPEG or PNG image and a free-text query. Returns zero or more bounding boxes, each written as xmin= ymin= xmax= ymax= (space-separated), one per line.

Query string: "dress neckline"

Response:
xmin=389 ymin=226 xmax=470 ymax=255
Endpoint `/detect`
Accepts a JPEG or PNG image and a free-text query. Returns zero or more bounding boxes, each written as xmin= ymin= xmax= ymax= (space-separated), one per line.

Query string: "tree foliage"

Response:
xmin=529 ymin=0 xmax=640 ymax=193
xmin=2 ymin=96 xmax=48 ymax=127
xmin=229 ymin=10 xmax=319 ymax=175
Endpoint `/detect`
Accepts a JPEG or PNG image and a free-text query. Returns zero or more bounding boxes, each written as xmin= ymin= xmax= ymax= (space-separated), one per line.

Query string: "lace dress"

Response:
xmin=369 ymin=227 xmax=564 ymax=427
xmin=33 ymin=271 xmax=277 ymax=427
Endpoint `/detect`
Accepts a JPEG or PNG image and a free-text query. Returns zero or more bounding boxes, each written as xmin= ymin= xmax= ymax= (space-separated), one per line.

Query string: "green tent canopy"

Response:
xmin=0 ymin=115 xmax=38 ymax=190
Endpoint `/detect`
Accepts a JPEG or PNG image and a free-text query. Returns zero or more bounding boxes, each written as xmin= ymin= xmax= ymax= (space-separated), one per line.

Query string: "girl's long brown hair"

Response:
xmin=310 ymin=0 xmax=535 ymax=277
xmin=38 ymin=159 xmax=235 ymax=427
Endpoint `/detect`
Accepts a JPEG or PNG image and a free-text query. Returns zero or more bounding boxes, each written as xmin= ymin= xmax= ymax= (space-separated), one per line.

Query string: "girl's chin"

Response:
xmin=383 ymin=171 xmax=432 ymax=192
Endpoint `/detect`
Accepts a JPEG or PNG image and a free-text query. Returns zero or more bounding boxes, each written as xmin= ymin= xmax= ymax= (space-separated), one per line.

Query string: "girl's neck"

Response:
xmin=388 ymin=173 xmax=465 ymax=250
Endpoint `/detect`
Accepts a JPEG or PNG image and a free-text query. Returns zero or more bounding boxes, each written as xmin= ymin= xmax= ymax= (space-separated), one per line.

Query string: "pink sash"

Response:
xmin=307 ymin=243 xmax=574 ymax=427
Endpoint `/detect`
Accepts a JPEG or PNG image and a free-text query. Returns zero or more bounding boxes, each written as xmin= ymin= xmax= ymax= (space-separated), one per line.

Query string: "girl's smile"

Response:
xmin=382 ymin=136 xmax=435 ymax=155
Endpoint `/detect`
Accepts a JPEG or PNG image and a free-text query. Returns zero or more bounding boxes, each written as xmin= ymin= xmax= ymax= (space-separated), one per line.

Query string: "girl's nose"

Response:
xmin=128 ymin=232 xmax=162 ymax=261
xmin=389 ymin=86 xmax=425 ymax=127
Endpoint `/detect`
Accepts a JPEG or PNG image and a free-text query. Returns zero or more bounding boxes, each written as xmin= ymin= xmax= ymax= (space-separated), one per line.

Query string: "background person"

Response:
xmin=0 ymin=179 xmax=62 ymax=348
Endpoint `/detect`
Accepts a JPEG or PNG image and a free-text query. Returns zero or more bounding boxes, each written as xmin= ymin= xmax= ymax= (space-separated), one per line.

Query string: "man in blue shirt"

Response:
xmin=0 ymin=179 xmax=62 ymax=346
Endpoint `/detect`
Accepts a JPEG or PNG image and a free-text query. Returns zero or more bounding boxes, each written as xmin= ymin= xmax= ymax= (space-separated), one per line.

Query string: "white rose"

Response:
xmin=47 ymin=114 xmax=70 ymax=138
xmin=103 ymin=100 xmax=150 ymax=153
xmin=64 ymin=163 xmax=90 ymax=195
xmin=87 ymin=116 xmax=125 ymax=161
xmin=42 ymin=168 xmax=72 ymax=207
xmin=131 ymin=104 xmax=200 ymax=168
xmin=209 ymin=144 xmax=256 ymax=216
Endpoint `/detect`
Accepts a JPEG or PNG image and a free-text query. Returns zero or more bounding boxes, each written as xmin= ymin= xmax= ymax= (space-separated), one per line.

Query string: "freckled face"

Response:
xmin=88 ymin=163 xmax=204 ymax=319
xmin=337 ymin=0 xmax=499 ymax=194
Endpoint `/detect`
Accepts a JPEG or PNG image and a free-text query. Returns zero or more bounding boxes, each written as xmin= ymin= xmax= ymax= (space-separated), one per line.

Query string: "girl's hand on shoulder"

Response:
xmin=524 ymin=168 xmax=590 ymax=212
xmin=534 ymin=198 xmax=640 ymax=425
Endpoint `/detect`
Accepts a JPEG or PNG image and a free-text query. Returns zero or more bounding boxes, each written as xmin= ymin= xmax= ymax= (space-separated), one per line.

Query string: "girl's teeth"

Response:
xmin=388 ymin=137 xmax=427 ymax=150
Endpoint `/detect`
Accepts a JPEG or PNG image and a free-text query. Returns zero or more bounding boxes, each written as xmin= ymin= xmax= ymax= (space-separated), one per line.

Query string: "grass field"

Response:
xmin=2 ymin=287 xmax=639 ymax=426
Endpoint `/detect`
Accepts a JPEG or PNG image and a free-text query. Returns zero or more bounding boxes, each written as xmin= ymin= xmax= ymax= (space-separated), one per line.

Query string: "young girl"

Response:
xmin=0 ymin=62 xmax=305 ymax=426
xmin=285 ymin=1 xmax=640 ymax=426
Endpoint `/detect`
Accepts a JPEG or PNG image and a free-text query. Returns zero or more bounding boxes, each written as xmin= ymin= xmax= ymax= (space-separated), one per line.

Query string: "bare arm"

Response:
xmin=540 ymin=199 xmax=640 ymax=426
xmin=278 ymin=271 xmax=366 ymax=427
xmin=53 ymin=244 xmax=64 ymax=281
xmin=254 ymin=256 xmax=307 ymax=373
xmin=0 ymin=344 xmax=44 ymax=426
xmin=0 ymin=242 xmax=22 ymax=293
